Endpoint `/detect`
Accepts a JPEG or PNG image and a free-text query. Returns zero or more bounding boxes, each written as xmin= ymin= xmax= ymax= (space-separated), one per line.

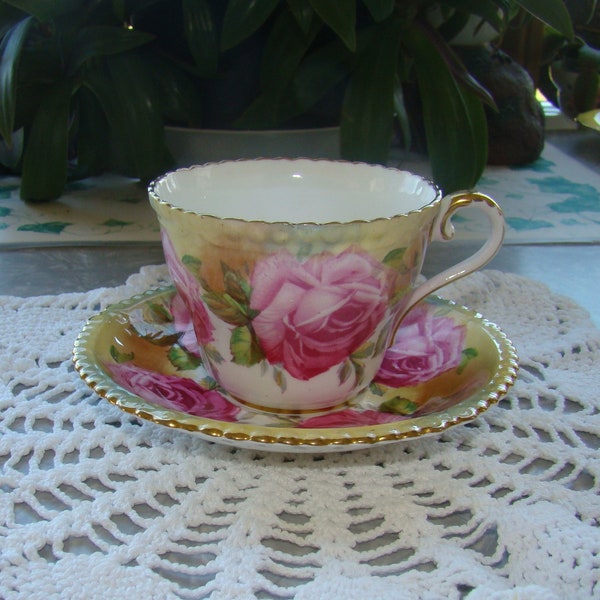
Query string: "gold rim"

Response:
xmin=73 ymin=287 xmax=519 ymax=451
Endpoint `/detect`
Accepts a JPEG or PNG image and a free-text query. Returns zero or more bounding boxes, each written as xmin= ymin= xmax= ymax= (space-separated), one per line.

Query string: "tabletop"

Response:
xmin=0 ymin=127 xmax=599 ymax=599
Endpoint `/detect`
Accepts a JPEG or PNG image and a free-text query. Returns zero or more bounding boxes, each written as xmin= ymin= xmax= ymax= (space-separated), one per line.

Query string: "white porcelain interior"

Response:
xmin=151 ymin=159 xmax=440 ymax=224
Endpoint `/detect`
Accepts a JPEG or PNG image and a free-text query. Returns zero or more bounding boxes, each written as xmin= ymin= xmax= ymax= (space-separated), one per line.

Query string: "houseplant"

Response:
xmin=0 ymin=0 xmax=573 ymax=201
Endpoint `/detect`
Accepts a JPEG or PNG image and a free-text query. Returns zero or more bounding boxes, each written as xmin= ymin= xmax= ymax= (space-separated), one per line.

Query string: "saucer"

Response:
xmin=576 ymin=109 xmax=600 ymax=134
xmin=73 ymin=287 xmax=518 ymax=453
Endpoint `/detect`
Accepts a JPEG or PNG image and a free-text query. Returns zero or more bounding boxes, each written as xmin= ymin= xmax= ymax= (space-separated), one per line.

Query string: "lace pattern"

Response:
xmin=1 ymin=266 xmax=599 ymax=599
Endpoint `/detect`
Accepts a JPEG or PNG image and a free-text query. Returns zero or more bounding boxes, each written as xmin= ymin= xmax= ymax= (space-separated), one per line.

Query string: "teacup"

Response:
xmin=149 ymin=159 xmax=504 ymax=413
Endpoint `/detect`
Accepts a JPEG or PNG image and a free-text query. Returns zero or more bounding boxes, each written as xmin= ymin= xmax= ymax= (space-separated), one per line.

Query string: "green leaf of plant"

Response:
xmin=403 ymin=25 xmax=487 ymax=193
xmin=69 ymin=26 xmax=155 ymax=74
xmin=1 ymin=0 xmax=74 ymax=21
xmin=286 ymin=0 xmax=314 ymax=34
xmin=182 ymin=0 xmax=219 ymax=77
xmin=340 ymin=15 xmax=402 ymax=164
xmin=221 ymin=0 xmax=280 ymax=51
xmin=361 ymin=0 xmax=395 ymax=22
xmin=83 ymin=53 xmax=172 ymax=182
xmin=308 ymin=0 xmax=356 ymax=51
xmin=514 ymin=0 xmax=574 ymax=39
xmin=0 ymin=16 xmax=34 ymax=145
xmin=20 ymin=79 xmax=78 ymax=201
xmin=230 ymin=325 xmax=265 ymax=366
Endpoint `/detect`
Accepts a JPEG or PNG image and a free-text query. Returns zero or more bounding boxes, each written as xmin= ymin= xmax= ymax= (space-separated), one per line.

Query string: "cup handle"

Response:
xmin=394 ymin=191 xmax=505 ymax=328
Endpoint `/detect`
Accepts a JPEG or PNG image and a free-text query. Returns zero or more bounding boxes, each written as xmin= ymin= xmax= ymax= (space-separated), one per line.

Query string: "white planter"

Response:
xmin=165 ymin=125 xmax=341 ymax=167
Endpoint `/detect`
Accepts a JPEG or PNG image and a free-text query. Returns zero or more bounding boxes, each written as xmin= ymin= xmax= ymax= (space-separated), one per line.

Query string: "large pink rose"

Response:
xmin=374 ymin=305 xmax=466 ymax=388
xmin=162 ymin=231 xmax=214 ymax=344
xmin=108 ymin=362 xmax=240 ymax=421
xmin=298 ymin=408 xmax=402 ymax=429
xmin=250 ymin=248 xmax=389 ymax=380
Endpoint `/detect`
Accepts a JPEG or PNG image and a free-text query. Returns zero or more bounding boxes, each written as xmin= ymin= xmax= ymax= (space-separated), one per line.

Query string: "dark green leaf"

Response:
xmin=438 ymin=0 xmax=509 ymax=32
xmin=20 ymin=79 xmax=78 ymax=201
xmin=403 ymin=25 xmax=487 ymax=192
xmin=340 ymin=15 xmax=402 ymax=164
xmin=221 ymin=0 xmax=280 ymax=51
xmin=83 ymin=54 xmax=172 ymax=182
xmin=308 ymin=0 xmax=356 ymax=51
xmin=230 ymin=325 xmax=265 ymax=366
xmin=514 ymin=0 xmax=574 ymax=39
xmin=286 ymin=0 xmax=314 ymax=33
xmin=2 ymin=0 xmax=80 ymax=22
xmin=71 ymin=86 xmax=110 ymax=178
xmin=69 ymin=26 xmax=155 ymax=74
xmin=0 ymin=16 xmax=34 ymax=144
xmin=182 ymin=0 xmax=219 ymax=77
xmin=361 ymin=0 xmax=394 ymax=22
xmin=17 ymin=221 xmax=71 ymax=233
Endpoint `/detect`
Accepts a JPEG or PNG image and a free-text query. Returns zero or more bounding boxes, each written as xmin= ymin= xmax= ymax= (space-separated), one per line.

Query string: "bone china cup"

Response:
xmin=149 ymin=159 xmax=504 ymax=413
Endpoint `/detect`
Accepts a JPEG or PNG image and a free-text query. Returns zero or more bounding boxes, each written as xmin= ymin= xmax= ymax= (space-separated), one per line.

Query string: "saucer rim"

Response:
xmin=73 ymin=286 xmax=519 ymax=451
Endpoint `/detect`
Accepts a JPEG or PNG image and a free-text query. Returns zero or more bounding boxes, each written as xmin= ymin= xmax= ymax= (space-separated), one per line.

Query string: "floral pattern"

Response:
xmin=108 ymin=362 xmax=239 ymax=422
xmin=375 ymin=304 xmax=468 ymax=388
xmin=101 ymin=288 xmax=480 ymax=430
xmin=249 ymin=249 xmax=389 ymax=380
xmin=162 ymin=230 xmax=214 ymax=345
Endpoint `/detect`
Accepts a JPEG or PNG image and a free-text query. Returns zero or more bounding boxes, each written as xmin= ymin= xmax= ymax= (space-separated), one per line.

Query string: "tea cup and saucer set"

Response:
xmin=74 ymin=159 xmax=518 ymax=453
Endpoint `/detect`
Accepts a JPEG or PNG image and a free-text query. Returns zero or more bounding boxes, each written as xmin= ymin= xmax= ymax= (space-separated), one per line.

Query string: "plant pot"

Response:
xmin=164 ymin=126 xmax=341 ymax=167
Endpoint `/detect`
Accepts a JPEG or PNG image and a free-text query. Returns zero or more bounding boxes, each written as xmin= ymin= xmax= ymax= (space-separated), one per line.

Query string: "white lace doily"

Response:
xmin=1 ymin=266 xmax=599 ymax=600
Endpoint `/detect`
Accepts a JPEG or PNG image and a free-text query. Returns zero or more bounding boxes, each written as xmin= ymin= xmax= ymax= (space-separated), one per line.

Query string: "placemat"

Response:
xmin=1 ymin=266 xmax=599 ymax=599
xmin=1 ymin=138 xmax=599 ymax=247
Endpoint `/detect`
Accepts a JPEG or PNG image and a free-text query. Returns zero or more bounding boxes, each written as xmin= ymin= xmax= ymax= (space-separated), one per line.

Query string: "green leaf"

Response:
xmin=403 ymin=25 xmax=488 ymax=192
xmin=69 ymin=26 xmax=155 ymax=74
xmin=308 ymin=0 xmax=356 ymax=51
xmin=382 ymin=247 xmax=407 ymax=269
xmin=361 ymin=0 xmax=395 ymax=22
xmin=20 ymin=79 xmax=78 ymax=201
xmin=168 ymin=345 xmax=202 ymax=371
xmin=83 ymin=53 xmax=172 ymax=182
xmin=230 ymin=325 xmax=265 ymax=366
xmin=221 ymin=0 xmax=280 ymax=51
xmin=457 ymin=346 xmax=478 ymax=374
xmin=351 ymin=342 xmax=374 ymax=360
xmin=514 ymin=0 xmax=574 ymax=39
xmin=337 ymin=359 xmax=353 ymax=384
xmin=286 ymin=0 xmax=314 ymax=34
xmin=340 ymin=15 xmax=402 ymax=164
xmin=110 ymin=344 xmax=135 ymax=363
xmin=380 ymin=396 xmax=418 ymax=415
xmin=0 ymin=16 xmax=34 ymax=145
xmin=1 ymin=0 xmax=78 ymax=22
xmin=17 ymin=221 xmax=71 ymax=233
xmin=182 ymin=0 xmax=219 ymax=77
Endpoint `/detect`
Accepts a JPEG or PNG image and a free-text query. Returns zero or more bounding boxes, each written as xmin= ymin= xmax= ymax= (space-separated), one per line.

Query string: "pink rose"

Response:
xmin=108 ymin=362 xmax=240 ymax=421
xmin=250 ymin=249 xmax=389 ymax=380
xmin=162 ymin=231 xmax=214 ymax=344
xmin=169 ymin=293 xmax=200 ymax=356
xmin=374 ymin=305 xmax=466 ymax=387
xmin=298 ymin=408 xmax=401 ymax=429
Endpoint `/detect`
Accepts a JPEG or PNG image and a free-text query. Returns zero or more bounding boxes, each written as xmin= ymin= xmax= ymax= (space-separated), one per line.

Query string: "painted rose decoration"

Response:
xmin=108 ymin=362 xmax=239 ymax=421
xmin=249 ymin=249 xmax=388 ymax=380
xmin=375 ymin=304 xmax=467 ymax=387
xmin=162 ymin=231 xmax=214 ymax=345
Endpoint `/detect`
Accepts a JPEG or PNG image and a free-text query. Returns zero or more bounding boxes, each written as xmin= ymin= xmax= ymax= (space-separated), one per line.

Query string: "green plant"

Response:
xmin=0 ymin=0 xmax=574 ymax=201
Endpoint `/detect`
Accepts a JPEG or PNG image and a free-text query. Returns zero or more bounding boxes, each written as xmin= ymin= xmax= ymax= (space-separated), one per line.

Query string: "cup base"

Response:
xmin=227 ymin=392 xmax=350 ymax=416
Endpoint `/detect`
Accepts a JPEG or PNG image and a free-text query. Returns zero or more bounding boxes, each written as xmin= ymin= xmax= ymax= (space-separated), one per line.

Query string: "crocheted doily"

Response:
xmin=1 ymin=266 xmax=599 ymax=599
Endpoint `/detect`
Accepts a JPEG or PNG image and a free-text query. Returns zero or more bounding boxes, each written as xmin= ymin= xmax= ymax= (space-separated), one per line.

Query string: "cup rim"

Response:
xmin=148 ymin=157 xmax=443 ymax=226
